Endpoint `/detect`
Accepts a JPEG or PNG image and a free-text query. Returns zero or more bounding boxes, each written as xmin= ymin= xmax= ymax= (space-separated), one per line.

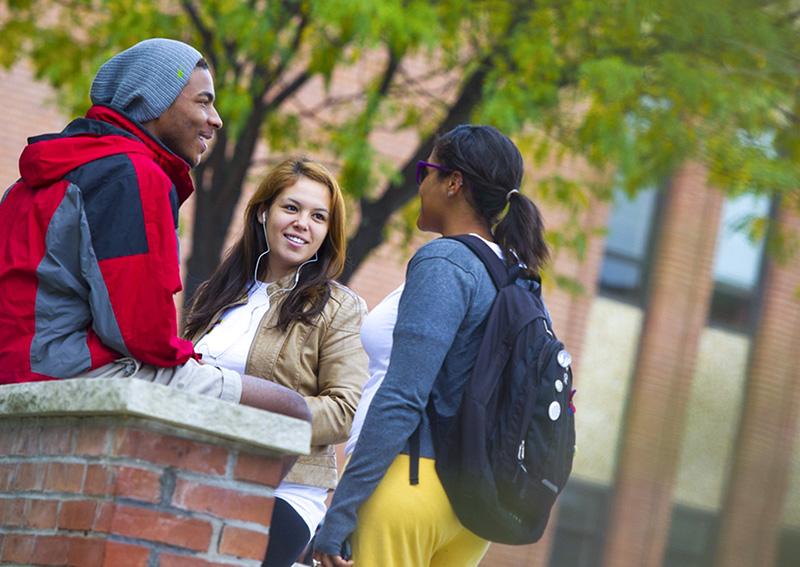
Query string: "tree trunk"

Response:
xmin=184 ymin=167 xmax=243 ymax=300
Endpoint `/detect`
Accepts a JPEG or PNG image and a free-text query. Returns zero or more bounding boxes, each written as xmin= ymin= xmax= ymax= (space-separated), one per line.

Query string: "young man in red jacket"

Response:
xmin=0 ymin=38 xmax=308 ymax=421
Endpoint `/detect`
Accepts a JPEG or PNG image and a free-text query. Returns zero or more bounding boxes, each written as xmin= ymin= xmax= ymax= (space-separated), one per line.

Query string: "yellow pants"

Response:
xmin=351 ymin=454 xmax=490 ymax=566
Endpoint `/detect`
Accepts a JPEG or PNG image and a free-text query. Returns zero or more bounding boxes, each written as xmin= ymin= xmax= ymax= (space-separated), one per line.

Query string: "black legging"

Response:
xmin=262 ymin=497 xmax=312 ymax=567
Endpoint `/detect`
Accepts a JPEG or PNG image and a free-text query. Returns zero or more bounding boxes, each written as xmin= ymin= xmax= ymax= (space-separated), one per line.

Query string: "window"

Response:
xmin=777 ymin=528 xmax=800 ymax=567
xmin=598 ymin=186 xmax=660 ymax=304
xmin=549 ymin=481 xmax=610 ymax=567
xmin=708 ymin=194 xmax=770 ymax=332
xmin=663 ymin=505 xmax=718 ymax=567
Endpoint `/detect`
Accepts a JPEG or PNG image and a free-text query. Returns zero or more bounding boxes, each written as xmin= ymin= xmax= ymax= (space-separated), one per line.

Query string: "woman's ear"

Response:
xmin=448 ymin=171 xmax=464 ymax=197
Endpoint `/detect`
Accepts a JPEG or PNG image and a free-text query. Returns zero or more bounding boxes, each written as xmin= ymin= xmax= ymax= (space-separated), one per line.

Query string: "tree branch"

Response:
xmin=270 ymin=10 xmax=309 ymax=84
xmin=265 ymin=70 xmax=312 ymax=111
xmin=377 ymin=47 xmax=401 ymax=97
xmin=394 ymin=64 xmax=466 ymax=103
xmin=180 ymin=0 xmax=220 ymax=71
xmin=779 ymin=8 xmax=800 ymax=26
xmin=341 ymin=55 xmax=494 ymax=282
xmin=779 ymin=107 xmax=799 ymax=125
xmin=245 ymin=5 xmax=309 ymax=104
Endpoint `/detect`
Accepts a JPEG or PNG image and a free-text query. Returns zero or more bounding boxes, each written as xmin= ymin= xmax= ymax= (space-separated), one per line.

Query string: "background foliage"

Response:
xmin=2 ymin=0 xmax=798 ymax=295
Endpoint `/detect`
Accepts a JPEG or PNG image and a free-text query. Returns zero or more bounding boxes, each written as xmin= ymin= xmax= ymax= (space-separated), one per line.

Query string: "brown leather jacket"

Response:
xmin=191 ymin=276 xmax=369 ymax=489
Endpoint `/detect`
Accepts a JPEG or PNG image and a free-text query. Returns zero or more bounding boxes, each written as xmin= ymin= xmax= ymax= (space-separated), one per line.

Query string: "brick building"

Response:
xmin=1 ymin=61 xmax=798 ymax=567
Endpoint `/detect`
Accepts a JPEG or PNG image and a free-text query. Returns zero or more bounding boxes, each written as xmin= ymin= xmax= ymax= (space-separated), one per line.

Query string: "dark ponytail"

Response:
xmin=433 ymin=125 xmax=549 ymax=278
xmin=494 ymin=192 xmax=549 ymax=278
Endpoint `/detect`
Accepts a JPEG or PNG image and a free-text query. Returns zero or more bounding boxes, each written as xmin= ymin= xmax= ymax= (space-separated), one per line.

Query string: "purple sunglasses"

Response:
xmin=416 ymin=160 xmax=452 ymax=185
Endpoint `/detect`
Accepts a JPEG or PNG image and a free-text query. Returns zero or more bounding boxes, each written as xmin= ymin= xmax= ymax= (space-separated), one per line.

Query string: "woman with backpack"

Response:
xmin=183 ymin=157 xmax=369 ymax=567
xmin=313 ymin=125 xmax=550 ymax=567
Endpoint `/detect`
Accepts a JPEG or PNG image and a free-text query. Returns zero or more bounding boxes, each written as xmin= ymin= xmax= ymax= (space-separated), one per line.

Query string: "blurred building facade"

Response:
xmin=2 ymin=63 xmax=798 ymax=567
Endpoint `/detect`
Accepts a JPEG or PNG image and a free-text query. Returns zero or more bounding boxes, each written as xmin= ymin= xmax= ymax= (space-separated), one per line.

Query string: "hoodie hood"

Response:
xmin=19 ymin=105 xmax=195 ymax=204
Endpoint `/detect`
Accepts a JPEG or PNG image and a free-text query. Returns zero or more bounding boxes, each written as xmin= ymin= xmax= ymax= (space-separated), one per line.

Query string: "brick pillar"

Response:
xmin=602 ymin=163 xmax=724 ymax=567
xmin=0 ymin=379 xmax=310 ymax=566
xmin=480 ymin=198 xmax=611 ymax=567
xmin=714 ymin=203 xmax=800 ymax=567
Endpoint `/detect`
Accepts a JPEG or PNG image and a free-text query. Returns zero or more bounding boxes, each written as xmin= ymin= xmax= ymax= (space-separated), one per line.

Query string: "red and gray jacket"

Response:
xmin=0 ymin=105 xmax=198 ymax=383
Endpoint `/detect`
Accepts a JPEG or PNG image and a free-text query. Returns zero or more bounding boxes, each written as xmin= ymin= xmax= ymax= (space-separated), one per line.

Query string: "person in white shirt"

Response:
xmin=345 ymin=233 xmax=504 ymax=459
xmin=184 ymin=157 xmax=369 ymax=567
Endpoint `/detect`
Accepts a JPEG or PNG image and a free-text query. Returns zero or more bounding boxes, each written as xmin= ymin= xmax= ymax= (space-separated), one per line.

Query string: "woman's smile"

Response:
xmin=263 ymin=176 xmax=331 ymax=281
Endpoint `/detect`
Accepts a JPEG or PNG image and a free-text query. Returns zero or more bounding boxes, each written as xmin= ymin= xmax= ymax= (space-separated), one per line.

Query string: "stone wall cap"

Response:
xmin=0 ymin=379 xmax=310 ymax=456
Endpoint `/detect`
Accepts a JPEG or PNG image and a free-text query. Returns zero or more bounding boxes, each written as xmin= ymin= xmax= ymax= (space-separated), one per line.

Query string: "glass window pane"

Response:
xmin=605 ymin=187 xmax=658 ymax=259
xmin=777 ymin=528 xmax=800 ymax=567
xmin=708 ymin=285 xmax=752 ymax=330
xmin=708 ymin=194 xmax=770 ymax=331
xmin=599 ymin=185 xmax=658 ymax=304
xmin=712 ymin=194 xmax=769 ymax=290
xmin=549 ymin=481 xmax=610 ymax=567
xmin=664 ymin=506 xmax=717 ymax=567
xmin=599 ymin=256 xmax=641 ymax=295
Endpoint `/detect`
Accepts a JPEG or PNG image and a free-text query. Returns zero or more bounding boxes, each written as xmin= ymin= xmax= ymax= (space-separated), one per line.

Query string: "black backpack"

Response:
xmin=410 ymin=234 xmax=576 ymax=545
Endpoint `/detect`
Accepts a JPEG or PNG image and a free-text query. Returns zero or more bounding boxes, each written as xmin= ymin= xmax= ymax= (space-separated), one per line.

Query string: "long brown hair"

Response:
xmin=184 ymin=157 xmax=347 ymax=337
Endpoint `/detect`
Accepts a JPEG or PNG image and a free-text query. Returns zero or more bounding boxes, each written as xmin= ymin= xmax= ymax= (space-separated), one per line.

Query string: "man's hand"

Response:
xmin=239 ymin=374 xmax=311 ymax=421
xmin=312 ymin=552 xmax=353 ymax=567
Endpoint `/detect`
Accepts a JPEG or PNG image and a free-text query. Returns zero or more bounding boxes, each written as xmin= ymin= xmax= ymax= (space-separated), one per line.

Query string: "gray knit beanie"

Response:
xmin=90 ymin=38 xmax=203 ymax=124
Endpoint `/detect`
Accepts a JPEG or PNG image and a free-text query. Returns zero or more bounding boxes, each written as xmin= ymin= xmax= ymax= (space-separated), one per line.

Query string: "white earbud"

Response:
xmin=253 ymin=211 xmax=270 ymax=283
xmin=252 ymin=207 xmax=318 ymax=292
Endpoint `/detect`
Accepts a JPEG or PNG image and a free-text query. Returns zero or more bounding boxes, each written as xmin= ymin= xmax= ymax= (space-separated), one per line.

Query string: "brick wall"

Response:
xmin=714 ymin=203 xmax=800 ymax=567
xmin=0 ymin=63 xmax=66 ymax=189
xmin=0 ymin=379 xmax=310 ymax=566
xmin=602 ymin=163 xmax=724 ymax=567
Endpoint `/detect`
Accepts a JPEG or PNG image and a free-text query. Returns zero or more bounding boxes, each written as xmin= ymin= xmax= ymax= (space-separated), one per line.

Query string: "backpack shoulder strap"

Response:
xmin=409 ymin=236 xmax=504 ymax=486
xmin=445 ymin=235 xmax=510 ymax=290
xmin=409 ymin=426 xmax=421 ymax=485
xmin=447 ymin=236 xmax=552 ymax=337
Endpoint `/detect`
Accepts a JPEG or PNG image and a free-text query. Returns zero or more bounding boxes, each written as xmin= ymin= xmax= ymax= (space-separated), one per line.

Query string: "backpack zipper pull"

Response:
xmin=514 ymin=439 xmax=529 ymax=494
xmin=516 ymin=440 xmax=528 ymax=473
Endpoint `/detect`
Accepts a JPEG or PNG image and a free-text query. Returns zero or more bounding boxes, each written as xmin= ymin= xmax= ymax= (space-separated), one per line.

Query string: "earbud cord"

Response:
xmin=254 ymin=216 xmax=320 ymax=299
xmin=270 ymin=252 xmax=318 ymax=299
xmin=203 ymin=219 xmax=319 ymax=361
xmin=252 ymin=216 xmax=271 ymax=285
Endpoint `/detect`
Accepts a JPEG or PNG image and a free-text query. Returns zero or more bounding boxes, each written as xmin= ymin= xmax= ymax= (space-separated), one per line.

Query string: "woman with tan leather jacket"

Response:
xmin=184 ymin=157 xmax=368 ymax=567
